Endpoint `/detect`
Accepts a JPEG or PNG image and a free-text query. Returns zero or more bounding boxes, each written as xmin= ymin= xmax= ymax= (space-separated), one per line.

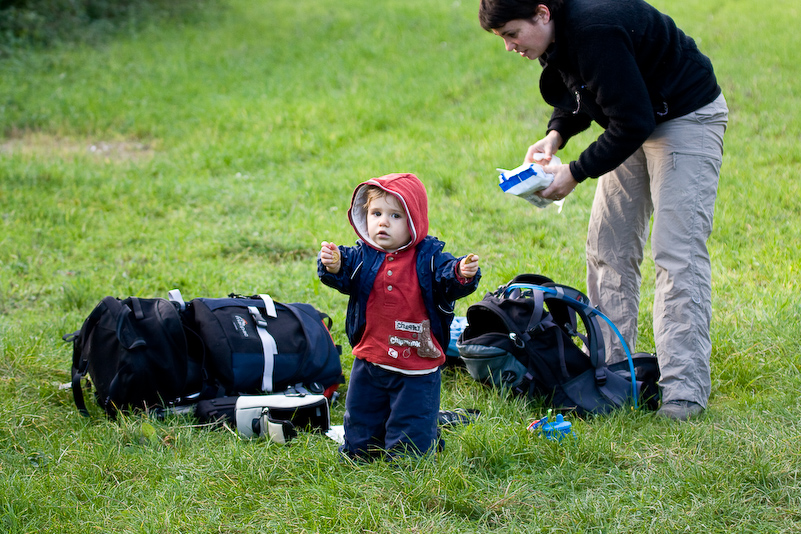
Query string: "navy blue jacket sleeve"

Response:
xmin=432 ymin=251 xmax=481 ymax=302
xmin=317 ymin=244 xmax=359 ymax=296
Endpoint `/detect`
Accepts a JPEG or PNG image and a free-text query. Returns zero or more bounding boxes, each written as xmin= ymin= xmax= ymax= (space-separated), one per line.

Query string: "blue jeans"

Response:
xmin=341 ymin=358 xmax=441 ymax=460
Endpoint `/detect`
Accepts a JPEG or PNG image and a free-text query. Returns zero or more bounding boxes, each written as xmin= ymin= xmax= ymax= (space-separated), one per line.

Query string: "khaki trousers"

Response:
xmin=586 ymin=94 xmax=728 ymax=407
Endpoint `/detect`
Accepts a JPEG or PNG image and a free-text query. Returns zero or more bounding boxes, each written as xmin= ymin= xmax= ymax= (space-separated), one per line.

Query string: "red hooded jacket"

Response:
xmin=318 ymin=173 xmax=481 ymax=373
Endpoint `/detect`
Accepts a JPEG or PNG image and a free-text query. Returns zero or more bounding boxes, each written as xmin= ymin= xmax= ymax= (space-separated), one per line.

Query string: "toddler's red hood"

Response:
xmin=348 ymin=173 xmax=429 ymax=252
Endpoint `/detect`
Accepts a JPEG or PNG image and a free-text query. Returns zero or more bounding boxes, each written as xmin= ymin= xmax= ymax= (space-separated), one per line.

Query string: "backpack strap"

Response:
xmin=130 ymin=296 xmax=145 ymax=320
xmin=514 ymin=371 xmax=536 ymax=398
xmin=545 ymin=284 xmax=607 ymax=369
xmin=248 ymin=306 xmax=279 ymax=392
xmin=504 ymin=282 xmax=610 ymax=383
xmin=548 ymin=285 xmax=611 ymax=389
xmin=258 ymin=294 xmax=277 ymax=318
xmin=517 ymin=289 xmax=549 ymax=346
xmin=104 ymin=298 xmax=154 ymax=416
xmin=523 ymin=292 xmax=572 ymax=380
xmin=70 ymin=344 xmax=90 ymax=417
xmin=64 ymin=329 xmax=91 ymax=416
xmin=65 ymin=298 xmax=117 ymax=417
xmin=495 ymin=287 xmax=575 ymax=387
xmin=318 ymin=311 xmax=333 ymax=331
xmin=115 ymin=303 xmax=147 ymax=350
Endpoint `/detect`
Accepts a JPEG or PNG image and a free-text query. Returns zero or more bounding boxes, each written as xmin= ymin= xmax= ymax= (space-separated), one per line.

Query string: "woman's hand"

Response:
xmin=525 ymin=130 xmax=576 ymax=201
xmin=525 ymin=130 xmax=562 ymax=164
xmin=538 ymin=163 xmax=578 ymax=201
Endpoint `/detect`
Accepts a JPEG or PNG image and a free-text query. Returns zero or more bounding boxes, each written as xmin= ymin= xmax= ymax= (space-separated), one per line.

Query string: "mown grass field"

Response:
xmin=1 ymin=0 xmax=800 ymax=532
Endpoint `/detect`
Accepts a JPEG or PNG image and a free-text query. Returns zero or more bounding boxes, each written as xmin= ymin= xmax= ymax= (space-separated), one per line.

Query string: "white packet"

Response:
xmin=498 ymin=154 xmax=564 ymax=212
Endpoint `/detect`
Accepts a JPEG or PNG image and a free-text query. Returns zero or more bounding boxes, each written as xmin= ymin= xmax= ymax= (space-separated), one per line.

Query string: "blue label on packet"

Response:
xmin=498 ymin=163 xmax=544 ymax=192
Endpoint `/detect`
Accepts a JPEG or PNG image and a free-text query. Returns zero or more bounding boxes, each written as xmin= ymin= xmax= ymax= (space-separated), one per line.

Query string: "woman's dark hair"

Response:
xmin=479 ymin=0 xmax=564 ymax=31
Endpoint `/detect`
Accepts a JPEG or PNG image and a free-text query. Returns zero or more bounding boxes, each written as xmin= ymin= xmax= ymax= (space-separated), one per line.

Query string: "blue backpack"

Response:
xmin=182 ymin=294 xmax=344 ymax=398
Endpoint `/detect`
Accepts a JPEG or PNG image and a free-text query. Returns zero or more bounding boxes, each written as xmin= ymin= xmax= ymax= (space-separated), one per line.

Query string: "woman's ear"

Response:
xmin=535 ymin=4 xmax=551 ymax=23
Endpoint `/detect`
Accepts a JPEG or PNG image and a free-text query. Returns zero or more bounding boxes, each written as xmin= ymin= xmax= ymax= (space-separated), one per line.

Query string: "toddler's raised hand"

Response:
xmin=459 ymin=253 xmax=480 ymax=279
xmin=320 ymin=241 xmax=341 ymax=273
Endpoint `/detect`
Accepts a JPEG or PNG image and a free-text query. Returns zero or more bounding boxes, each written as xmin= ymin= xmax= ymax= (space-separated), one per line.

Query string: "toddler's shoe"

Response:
xmin=437 ymin=408 xmax=480 ymax=427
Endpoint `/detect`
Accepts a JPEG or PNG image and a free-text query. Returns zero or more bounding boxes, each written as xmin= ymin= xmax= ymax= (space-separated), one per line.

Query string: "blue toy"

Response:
xmin=527 ymin=412 xmax=575 ymax=441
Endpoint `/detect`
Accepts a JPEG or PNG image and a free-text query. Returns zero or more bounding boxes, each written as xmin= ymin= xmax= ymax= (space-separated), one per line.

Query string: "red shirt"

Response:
xmin=352 ymin=249 xmax=445 ymax=373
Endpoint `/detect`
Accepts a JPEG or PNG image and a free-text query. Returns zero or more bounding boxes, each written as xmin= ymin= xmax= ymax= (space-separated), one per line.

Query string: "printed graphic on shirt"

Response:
xmin=395 ymin=320 xmax=422 ymax=334
xmin=387 ymin=319 xmax=441 ymax=359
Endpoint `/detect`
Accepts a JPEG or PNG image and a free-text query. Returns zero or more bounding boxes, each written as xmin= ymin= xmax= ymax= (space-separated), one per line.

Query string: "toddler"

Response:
xmin=318 ymin=173 xmax=480 ymax=460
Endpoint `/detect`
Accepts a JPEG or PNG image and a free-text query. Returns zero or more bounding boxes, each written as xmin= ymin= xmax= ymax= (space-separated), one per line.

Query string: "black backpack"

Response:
xmin=65 ymin=296 xmax=199 ymax=418
xmin=65 ymin=292 xmax=343 ymax=417
xmin=456 ymin=274 xmax=660 ymax=415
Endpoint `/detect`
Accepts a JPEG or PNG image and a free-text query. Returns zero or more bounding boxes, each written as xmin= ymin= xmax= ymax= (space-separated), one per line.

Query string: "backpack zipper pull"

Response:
xmin=509 ymin=332 xmax=525 ymax=348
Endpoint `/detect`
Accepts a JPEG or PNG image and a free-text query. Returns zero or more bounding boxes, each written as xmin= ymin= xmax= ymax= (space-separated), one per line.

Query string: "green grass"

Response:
xmin=2 ymin=0 xmax=801 ymax=531
xmin=0 ymin=0 xmax=213 ymax=55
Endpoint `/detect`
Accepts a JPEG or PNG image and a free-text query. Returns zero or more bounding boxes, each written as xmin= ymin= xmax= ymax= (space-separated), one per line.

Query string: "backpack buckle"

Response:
xmin=595 ymin=368 xmax=607 ymax=386
xmin=247 ymin=306 xmax=268 ymax=328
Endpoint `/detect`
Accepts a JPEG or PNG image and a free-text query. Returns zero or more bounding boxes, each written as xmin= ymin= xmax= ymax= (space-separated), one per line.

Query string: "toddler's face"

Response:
xmin=366 ymin=194 xmax=411 ymax=252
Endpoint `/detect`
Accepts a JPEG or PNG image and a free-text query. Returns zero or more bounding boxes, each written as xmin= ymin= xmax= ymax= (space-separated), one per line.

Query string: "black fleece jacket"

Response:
xmin=539 ymin=0 xmax=721 ymax=182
